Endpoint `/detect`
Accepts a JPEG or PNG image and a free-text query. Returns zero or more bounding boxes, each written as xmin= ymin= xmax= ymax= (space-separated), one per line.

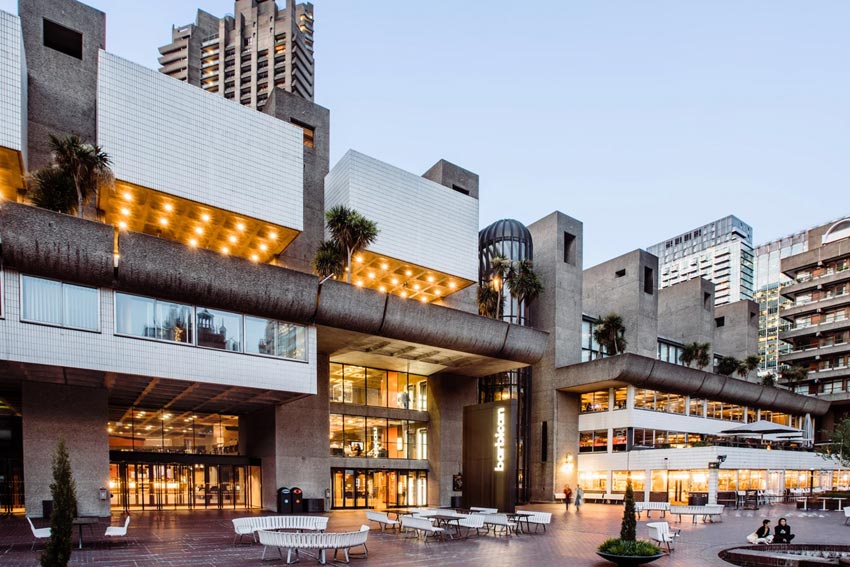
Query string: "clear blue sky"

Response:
xmin=3 ymin=0 xmax=848 ymax=266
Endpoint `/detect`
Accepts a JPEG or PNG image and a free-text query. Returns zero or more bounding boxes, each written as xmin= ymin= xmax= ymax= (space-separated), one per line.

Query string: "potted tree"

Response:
xmin=597 ymin=480 xmax=664 ymax=566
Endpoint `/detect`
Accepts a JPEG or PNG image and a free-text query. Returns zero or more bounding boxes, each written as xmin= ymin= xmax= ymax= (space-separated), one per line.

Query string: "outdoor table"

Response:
xmin=429 ymin=514 xmax=463 ymax=539
xmin=509 ymin=511 xmax=535 ymax=534
xmin=382 ymin=508 xmax=412 ymax=520
xmin=72 ymin=517 xmax=98 ymax=549
xmin=837 ymin=498 xmax=846 ymax=511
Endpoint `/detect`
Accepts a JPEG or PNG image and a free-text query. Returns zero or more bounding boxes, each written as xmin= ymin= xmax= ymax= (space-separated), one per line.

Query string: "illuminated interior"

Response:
xmin=100 ymin=180 xmax=300 ymax=263
xmin=0 ymin=147 xmax=24 ymax=201
xmin=347 ymin=250 xmax=474 ymax=303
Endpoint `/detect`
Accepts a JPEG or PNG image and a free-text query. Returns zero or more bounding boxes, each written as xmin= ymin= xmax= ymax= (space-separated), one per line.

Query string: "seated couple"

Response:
xmin=746 ymin=519 xmax=795 ymax=544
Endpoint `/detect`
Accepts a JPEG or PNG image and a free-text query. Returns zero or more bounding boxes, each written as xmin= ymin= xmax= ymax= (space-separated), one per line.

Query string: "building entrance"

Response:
xmin=109 ymin=454 xmax=260 ymax=511
xmin=331 ymin=468 xmax=427 ymax=509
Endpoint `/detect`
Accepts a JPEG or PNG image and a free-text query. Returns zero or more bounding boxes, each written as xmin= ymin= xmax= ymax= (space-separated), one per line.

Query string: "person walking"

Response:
xmin=575 ymin=486 xmax=584 ymax=512
xmin=563 ymin=484 xmax=573 ymax=510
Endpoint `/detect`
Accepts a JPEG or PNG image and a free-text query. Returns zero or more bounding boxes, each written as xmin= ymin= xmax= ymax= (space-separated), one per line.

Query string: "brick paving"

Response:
xmin=1 ymin=503 xmax=848 ymax=566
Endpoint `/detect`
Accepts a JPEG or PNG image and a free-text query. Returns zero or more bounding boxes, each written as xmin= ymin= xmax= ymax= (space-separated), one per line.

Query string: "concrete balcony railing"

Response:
xmin=782 ymin=293 xmax=850 ymax=318
xmin=782 ymin=268 xmax=850 ymax=298
xmin=780 ymin=341 xmax=850 ymax=365
xmin=780 ymin=318 xmax=850 ymax=341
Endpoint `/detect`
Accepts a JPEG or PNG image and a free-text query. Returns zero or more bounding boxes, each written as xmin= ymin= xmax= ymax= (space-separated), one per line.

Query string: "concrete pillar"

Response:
xmin=22 ymin=382 xmax=110 ymax=517
xmin=427 ymin=373 xmax=476 ymax=507
xmin=708 ymin=468 xmax=719 ymax=505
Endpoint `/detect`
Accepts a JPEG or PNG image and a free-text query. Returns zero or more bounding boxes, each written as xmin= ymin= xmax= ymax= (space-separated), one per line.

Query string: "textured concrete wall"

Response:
xmin=239 ymin=407 xmax=277 ymax=510
xmin=20 ymin=0 xmax=104 ymax=170
xmin=427 ymin=373 xmax=476 ymax=506
xmin=527 ymin=211 xmax=584 ymax=501
xmin=714 ymin=300 xmax=760 ymax=365
xmin=583 ymin=249 xmax=658 ymax=358
xmin=275 ymin=353 xmax=331 ymax=504
xmin=263 ymin=88 xmax=330 ymax=274
xmin=22 ymin=382 xmax=109 ymax=517
xmin=658 ymin=278 xmax=715 ymax=357
xmin=421 ymin=159 xmax=480 ymax=200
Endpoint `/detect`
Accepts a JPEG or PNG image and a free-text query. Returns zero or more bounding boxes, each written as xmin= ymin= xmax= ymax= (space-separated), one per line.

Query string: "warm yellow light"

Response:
xmin=449 ymin=281 xmax=457 ymax=289
xmin=269 ymin=231 xmax=278 ymax=240
xmin=378 ymin=285 xmax=386 ymax=292
xmin=120 ymin=207 xmax=130 ymax=216
xmin=189 ymin=238 xmax=198 ymax=247
xmin=368 ymin=273 xmax=375 ymax=279
xmin=380 ymin=263 xmax=389 ymax=270
xmin=159 ymin=218 xmax=168 ymax=226
xmin=201 ymin=213 xmax=211 ymax=222
xmin=118 ymin=221 xmax=127 ymax=229
xmin=251 ymin=254 xmax=259 ymax=262
xmin=236 ymin=222 xmax=246 ymax=231
xmin=356 ymin=280 xmax=364 ymax=287
xmin=221 ymin=246 xmax=230 ymax=254
xmin=405 ymin=269 xmax=413 ymax=277
xmin=194 ymin=227 xmax=203 ymax=235
xmin=427 ymin=275 xmax=435 ymax=283
xmin=356 ymin=256 xmax=364 ymax=264
xmin=419 ymin=297 xmax=427 ymax=303
xmin=391 ymin=278 xmax=399 ymax=285
xmin=435 ymin=290 xmax=442 ymax=296
xmin=122 ymin=192 xmax=132 ymax=201
xmin=400 ymin=291 xmax=408 ymax=298
xmin=229 ymin=235 xmax=237 ymax=244
xmin=413 ymin=284 xmax=421 ymax=291
xmin=164 ymin=203 xmax=174 ymax=212
xmin=260 ymin=243 xmax=268 ymax=251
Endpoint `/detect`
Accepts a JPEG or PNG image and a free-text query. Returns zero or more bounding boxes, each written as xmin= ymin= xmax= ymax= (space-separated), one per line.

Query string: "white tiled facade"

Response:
xmin=97 ymin=51 xmax=304 ymax=230
xmin=0 ymin=269 xmax=317 ymax=394
xmin=0 ymin=10 xmax=26 ymax=159
xmin=325 ymin=150 xmax=478 ymax=281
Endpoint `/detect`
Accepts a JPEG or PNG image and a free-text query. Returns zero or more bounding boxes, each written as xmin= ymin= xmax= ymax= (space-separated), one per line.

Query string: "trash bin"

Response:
xmin=450 ymin=496 xmax=463 ymax=509
xmin=277 ymin=487 xmax=291 ymax=514
xmin=42 ymin=500 xmax=53 ymax=519
xmin=291 ymin=487 xmax=303 ymax=513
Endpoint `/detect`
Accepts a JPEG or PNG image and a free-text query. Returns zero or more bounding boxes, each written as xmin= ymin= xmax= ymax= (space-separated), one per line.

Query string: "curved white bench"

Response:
xmin=232 ymin=515 xmax=329 ymax=544
xmin=258 ymin=525 xmax=369 ymax=564
xmin=635 ymin=502 xmax=670 ymax=519
xmin=669 ymin=504 xmax=724 ymax=524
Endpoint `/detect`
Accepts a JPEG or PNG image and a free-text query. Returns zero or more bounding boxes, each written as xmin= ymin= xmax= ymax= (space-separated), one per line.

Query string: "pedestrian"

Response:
xmin=563 ymin=484 xmax=573 ymax=510
xmin=575 ymin=486 xmax=583 ymax=511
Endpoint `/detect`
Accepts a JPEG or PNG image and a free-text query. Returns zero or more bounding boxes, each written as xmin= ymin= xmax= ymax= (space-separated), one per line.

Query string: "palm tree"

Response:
xmin=737 ymin=355 xmax=761 ymax=379
xmin=488 ymin=255 xmax=513 ymax=318
xmin=680 ymin=343 xmax=697 ymax=368
xmin=323 ymin=205 xmax=379 ymax=284
xmin=593 ymin=313 xmax=627 ymax=358
xmin=694 ymin=342 xmax=711 ymax=370
xmin=507 ymin=259 xmax=544 ymax=312
xmin=680 ymin=342 xmax=711 ymax=370
xmin=477 ymin=284 xmax=499 ymax=318
xmin=780 ymin=364 xmax=809 ymax=386
xmin=48 ymin=134 xmax=113 ymax=218
xmin=312 ymin=240 xmax=344 ymax=280
xmin=716 ymin=356 xmax=740 ymax=376
xmin=761 ymin=373 xmax=777 ymax=387
xmin=27 ymin=167 xmax=77 ymax=214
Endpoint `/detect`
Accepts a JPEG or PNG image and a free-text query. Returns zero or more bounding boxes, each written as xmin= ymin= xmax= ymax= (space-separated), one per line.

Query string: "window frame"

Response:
xmin=19 ymin=273 xmax=101 ymax=333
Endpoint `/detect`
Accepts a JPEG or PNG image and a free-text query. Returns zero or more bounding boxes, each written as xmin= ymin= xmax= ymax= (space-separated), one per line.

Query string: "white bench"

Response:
xmin=647 ymin=521 xmax=680 ymax=553
xmin=232 ymin=515 xmax=329 ymax=544
xmin=469 ymin=507 xmax=498 ymax=514
xmin=635 ymin=502 xmax=670 ymax=518
xmin=456 ymin=513 xmax=486 ymax=537
xmin=258 ymin=525 xmax=369 ymax=564
xmin=669 ymin=505 xmax=724 ymax=524
xmin=365 ymin=511 xmax=399 ymax=532
xmin=400 ymin=515 xmax=445 ymax=542
xmin=604 ymin=493 xmax=625 ymax=503
xmin=582 ymin=492 xmax=604 ymax=502
xmin=480 ymin=513 xmax=518 ymax=536
xmin=844 ymin=507 xmax=850 ymax=525
xmin=516 ymin=510 xmax=552 ymax=533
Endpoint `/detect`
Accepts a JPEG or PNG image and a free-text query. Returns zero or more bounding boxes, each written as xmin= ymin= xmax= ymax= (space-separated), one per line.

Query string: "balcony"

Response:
xmin=782 ymin=293 xmax=850 ymax=318
xmin=783 ymin=268 xmax=850 ymax=298
xmin=780 ymin=341 xmax=850 ymax=365
xmin=780 ymin=317 xmax=850 ymax=341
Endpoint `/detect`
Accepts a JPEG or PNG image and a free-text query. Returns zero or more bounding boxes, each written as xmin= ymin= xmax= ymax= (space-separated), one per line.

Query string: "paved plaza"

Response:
xmin=2 ymin=503 xmax=849 ymax=566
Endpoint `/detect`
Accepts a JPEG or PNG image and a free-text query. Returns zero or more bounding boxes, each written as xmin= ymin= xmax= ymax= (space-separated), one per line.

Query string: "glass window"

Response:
xmin=613 ymin=388 xmax=628 ymax=410
xmin=390 ymin=371 xmax=409 ymax=409
xmin=22 ymin=275 xmax=99 ymax=331
xmin=612 ymin=428 xmax=627 ymax=452
xmin=688 ymin=397 xmax=705 ymax=417
xmin=579 ymin=431 xmax=594 ymax=453
xmin=345 ymin=366 xmax=366 ymax=405
xmin=366 ymin=417 xmax=387 ymax=458
xmin=244 ymin=316 xmax=306 ymax=360
xmin=612 ymin=470 xmax=646 ymax=492
xmin=581 ymin=390 xmax=609 ymax=413
xmin=387 ymin=419 xmax=407 ymax=459
xmin=409 ymin=375 xmax=428 ymax=411
xmin=410 ymin=421 xmax=428 ymax=460
xmin=366 ymin=368 xmax=387 ymax=407
xmin=330 ymin=364 xmax=345 ymax=403
xmin=634 ymin=389 xmax=655 ymax=410
xmin=329 ymin=414 xmax=344 ymax=456
xmin=196 ymin=308 xmax=241 ymax=351
xmin=343 ymin=416 xmax=365 ymax=457
xmin=115 ymin=293 xmax=191 ymax=343
xmin=578 ymin=470 xmax=608 ymax=492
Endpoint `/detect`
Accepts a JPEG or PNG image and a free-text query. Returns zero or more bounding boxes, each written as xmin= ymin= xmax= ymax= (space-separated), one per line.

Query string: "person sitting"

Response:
xmin=746 ymin=519 xmax=773 ymax=544
xmin=773 ymin=518 xmax=795 ymax=543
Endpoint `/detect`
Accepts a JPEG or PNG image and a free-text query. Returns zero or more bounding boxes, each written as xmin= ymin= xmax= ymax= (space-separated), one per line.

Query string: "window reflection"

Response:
xmin=197 ymin=308 xmax=241 ymax=351
xmin=329 ymin=364 xmax=427 ymax=410
xmin=21 ymin=275 xmax=99 ymax=331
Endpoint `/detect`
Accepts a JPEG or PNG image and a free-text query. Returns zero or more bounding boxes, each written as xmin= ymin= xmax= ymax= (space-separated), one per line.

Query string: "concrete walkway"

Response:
xmin=0 ymin=503 xmax=846 ymax=566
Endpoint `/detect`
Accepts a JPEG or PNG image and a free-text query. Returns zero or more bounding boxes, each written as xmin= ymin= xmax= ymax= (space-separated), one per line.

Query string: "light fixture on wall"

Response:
xmin=561 ymin=452 xmax=575 ymax=473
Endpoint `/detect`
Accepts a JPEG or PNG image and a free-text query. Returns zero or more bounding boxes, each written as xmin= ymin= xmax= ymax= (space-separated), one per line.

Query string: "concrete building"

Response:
xmin=158 ymin=0 xmax=314 ymax=108
xmin=647 ymin=215 xmax=755 ymax=306
xmin=778 ymin=218 xmax=850 ymax=439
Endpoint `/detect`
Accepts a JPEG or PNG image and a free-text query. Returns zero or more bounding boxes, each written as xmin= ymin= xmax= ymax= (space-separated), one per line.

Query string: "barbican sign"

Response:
xmin=494 ymin=407 xmax=506 ymax=472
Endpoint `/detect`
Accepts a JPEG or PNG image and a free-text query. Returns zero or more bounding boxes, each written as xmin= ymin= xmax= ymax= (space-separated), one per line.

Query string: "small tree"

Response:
xmin=737 ymin=355 xmax=761 ymax=379
xmin=680 ymin=342 xmax=711 ymax=370
xmin=322 ymin=206 xmax=379 ymax=284
xmin=594 ymin=313 xmax=627 ymax=358
xmin=48 ymin=134 xmax=113 ymax=219
xmin=27 ymin=167 xmax=77 ymax=214
xmin=620 ymin=479 xmax=637 ymax=542
xmin=312 ymin=240 xmax=344 ymax=280
xmin=41 ymin=439 xmax=76 ymax=567
xmin=507 ymin=259 xmax=544 ymax=319
xmin=477 ymin=284 xmax=499 ymax=318
xmin=761 ymin=373 xmax=777 ymax=387
xmin=716 ymin=356 xmax=740 ymax=376
xmin=781 ymin=364 xmax=809 ymax=386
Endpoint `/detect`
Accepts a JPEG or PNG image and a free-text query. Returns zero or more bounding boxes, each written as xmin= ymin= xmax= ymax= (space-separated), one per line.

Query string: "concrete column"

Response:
xmin=427 ymin=373 xmax=476 ymax=507
xmin=708 ymin=468 xmax=719 ymax=505
xmin=644 ymin=469 xmax=651 ymax=501
xmin=22 ymin=382 xmax=110 ymax=517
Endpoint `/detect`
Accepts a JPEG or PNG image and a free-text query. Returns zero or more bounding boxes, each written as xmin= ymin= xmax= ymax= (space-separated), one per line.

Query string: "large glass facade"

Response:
xmin=331 ymin=468 xmax=427 ymax=509
xmin=108 ymin=409 xmax=239 ymax=455
xmin=21 ymin=275 xmax=99 ymax=331
xmin=329 ymin=364 xmax=427 ymax=410
xmin=329 ymin=414 xmax=427 ymax=460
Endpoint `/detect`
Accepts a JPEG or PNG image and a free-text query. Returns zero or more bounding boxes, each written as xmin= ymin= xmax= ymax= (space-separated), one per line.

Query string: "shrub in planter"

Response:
xmin=597 ymin=480 xmax=664 ymax=566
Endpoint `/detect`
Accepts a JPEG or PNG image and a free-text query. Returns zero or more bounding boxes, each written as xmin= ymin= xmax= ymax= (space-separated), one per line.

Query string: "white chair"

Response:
xmin=844 ymin=507 xmax=850 ymax=525
xmin=647 ymin=521 xmax=680 ymax=553
xmin=26 ymin=516 xmax=51 ymax=550
xmin=104 ymin=515 xmax=131 ymax=543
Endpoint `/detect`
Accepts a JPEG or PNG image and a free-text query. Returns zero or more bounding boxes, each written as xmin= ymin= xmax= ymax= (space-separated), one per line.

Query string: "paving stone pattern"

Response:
xmin=1 ymin=503 xmax=847 ymax=566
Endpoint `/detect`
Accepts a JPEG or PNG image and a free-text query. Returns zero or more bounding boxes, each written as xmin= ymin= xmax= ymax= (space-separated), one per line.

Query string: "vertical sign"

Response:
xmin=494 ymin=407 xmax=506 ymax=472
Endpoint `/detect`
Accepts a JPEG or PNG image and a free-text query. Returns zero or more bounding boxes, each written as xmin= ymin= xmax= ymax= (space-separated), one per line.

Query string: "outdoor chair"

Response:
xmin=844 ymin=507 xmax=850 ymax=525
xmin=647 ymin=521 xmax=680 ymax=553
xmin=104 ymin=514 xmax=131 ymax=544
xmin=26 ymin=516 xmax=51 ymax=550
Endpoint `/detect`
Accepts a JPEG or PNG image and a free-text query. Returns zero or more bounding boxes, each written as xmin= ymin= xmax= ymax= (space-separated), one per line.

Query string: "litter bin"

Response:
xmin=291 ymin=487 xmax=303 ymax=513
xmin=42 ymin=500 xmax=53 ymax=519
xmin=450 ymin=496 xmax=463 ymax=509
xmin=277 ymin=487 xmax=292 ymax=514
